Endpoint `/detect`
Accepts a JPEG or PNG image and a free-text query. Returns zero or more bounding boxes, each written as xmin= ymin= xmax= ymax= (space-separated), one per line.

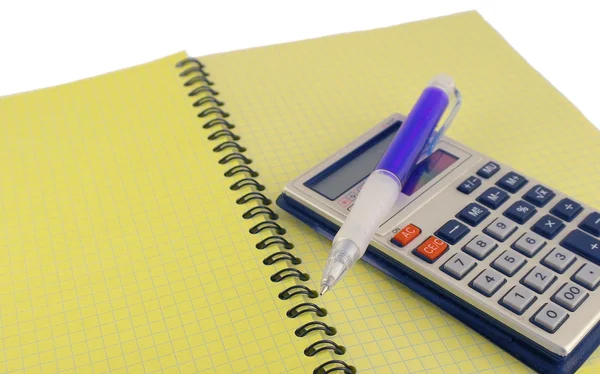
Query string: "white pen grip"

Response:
xmin=333 ymin=171 xmax=401 ymax=254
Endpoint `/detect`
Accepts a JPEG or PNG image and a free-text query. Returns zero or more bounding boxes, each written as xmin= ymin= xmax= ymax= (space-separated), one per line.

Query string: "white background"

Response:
xmin=1 ymin=0 xmax=599 ymax=130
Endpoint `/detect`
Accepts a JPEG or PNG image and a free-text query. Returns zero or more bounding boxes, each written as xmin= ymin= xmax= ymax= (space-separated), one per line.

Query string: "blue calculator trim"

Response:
xmin=276 ymin=193 xmax=600 ymax=374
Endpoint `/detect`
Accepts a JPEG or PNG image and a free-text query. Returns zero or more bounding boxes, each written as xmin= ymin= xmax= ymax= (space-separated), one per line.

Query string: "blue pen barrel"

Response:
xmin=377 ymin=86 xmax=450 ymax=184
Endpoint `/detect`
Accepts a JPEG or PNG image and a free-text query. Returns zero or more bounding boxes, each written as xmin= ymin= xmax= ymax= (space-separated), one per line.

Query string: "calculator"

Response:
xmin=276 ymin=114 xmax=600 ymax=374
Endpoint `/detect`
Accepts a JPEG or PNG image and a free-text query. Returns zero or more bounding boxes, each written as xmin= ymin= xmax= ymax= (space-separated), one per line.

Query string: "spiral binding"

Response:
xmin=176 ymin=57 xmax=356 ymax=374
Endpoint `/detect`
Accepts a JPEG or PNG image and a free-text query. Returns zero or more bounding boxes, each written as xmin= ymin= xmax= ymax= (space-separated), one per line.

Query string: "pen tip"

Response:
xmin=320 ymin=285 xmax=329 ymax=296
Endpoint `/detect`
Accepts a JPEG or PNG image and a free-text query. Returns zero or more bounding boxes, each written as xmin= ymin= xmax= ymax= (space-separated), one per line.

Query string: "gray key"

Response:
xmin=492 ymin=250 xmax=527 ymax=276
xmin=533 ymin=303 xmax=569 ymax=333
xmin=541 ymin=248 xmax=576 ymax=273
xmin=573 ymin=263 xmax=600 ymax=290
xmin=484 ymin=217 xmax=518 ymax=242
xmin=501 ymin=285 xmax=537 ymax=314
xmin=552 ymin=282 xmax=588 ymax=311
xmin=513 ymin=231 xmax=546 ymax=257
xmin=442 ymin=252 xmax=477 ymax=280
xmin=463 ymin=235 xmax=497 ymax=260
xmin=522 ymin=266 xmax=556 ymax=293
xmin=471 ymin=268 xmax=506 ymax=296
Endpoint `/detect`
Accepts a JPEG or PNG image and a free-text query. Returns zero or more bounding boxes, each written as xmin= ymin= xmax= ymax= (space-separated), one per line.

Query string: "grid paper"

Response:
xmin=0 ymin=52 xmax=334 ymax=373
xmin=201 ymin=11 xmax=600 ymax=373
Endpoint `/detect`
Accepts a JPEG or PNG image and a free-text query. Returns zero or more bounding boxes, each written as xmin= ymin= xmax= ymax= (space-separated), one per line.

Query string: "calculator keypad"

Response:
xmin=436 ymin=220 xmax=470 ymax=244
xmin=496 ymin=171 xmax=528 ymax=193
xmin=522 ymin=266 xmax=556 ymax=293
xmin=477 ymin=187 xmax=510 ymax=209
xmin=457 ymin=176 xmax=482 ymax=195
xmin=531 ymin=214 xmax=565 ymax=239
xmin=579 ymin=212 xmax=600 ymax=237
xmin=532 ymin=304 xmax=569 ymax=333
xmin=552 ymin=282 xmax=588 ymax=311
xmin=501 ymin=285 xmax=537 ymax=314
xmin=477 ymin=161 xmax=500 ymax=178
xmin=463 ymin=235 xmax=497 ymax=260
xmin=523 ymin=184 xmax=555 ymax=207
xmin=512 ymin=231 xmax=546 ymax=257
xmin=441 ymin=253 xmax=477 ymax=280
xmin=484 ymin=217 xmax=517 ymax=242
xmin=541 ymin=248 xmax=576 ymax=274
xmin=551 ymin=198 xmax=583 ymax=222
xmin=471 ymin=268 xmax=506 ymax=296
xmin=572 ymin=263 xmax=600 ymax=290
xmin=560 ymin=230 xmax=600 ymax=264
xmin=504 ymin=200 xmax=537 ymax=224
xmin=390 ymin=157 xmax=600 ymax=352
xmin=492 ymin=250 xmax=527 ymax=276
xmin=456 ymin=203 xmax=490 ymax=226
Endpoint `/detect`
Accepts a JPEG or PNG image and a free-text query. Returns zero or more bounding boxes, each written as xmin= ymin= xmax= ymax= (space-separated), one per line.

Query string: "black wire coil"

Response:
xmin=176 ymin=57 xmax=352 ymax=372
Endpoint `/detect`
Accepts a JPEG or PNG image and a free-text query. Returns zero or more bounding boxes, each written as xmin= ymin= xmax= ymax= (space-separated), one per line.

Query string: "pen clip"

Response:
xmin=420 ymin=87 xmax=462 ymax=158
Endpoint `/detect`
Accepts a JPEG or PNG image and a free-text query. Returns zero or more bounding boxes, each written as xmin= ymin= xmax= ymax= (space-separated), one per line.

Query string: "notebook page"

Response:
xmin=0 ymin=52 xmax=333 ymax=373
xmin=201 ymin=11 xmax=600 ymax=373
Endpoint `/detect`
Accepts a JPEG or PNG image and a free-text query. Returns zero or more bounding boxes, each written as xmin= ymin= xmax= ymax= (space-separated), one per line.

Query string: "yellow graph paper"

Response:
xmin=0 ymin=52 xmax=338 ymax=373
xmin=200 ymin=11 xmax=600 ymax=373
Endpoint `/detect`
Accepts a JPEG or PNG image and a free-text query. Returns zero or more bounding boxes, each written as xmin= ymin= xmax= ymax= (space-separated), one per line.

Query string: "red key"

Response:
xmin=415 ymin=236 xmax=448 ymax=263
xmin=391 ymin=224 xmax=421 ymax=247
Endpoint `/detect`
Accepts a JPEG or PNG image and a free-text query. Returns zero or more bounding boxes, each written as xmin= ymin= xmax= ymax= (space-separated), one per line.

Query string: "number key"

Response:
xmin=471 ymin=268 xmax=506 ymax=297
xmin=522 ymin=266 xmax=557 ymax=294
xmin=500 ymin=285 xmax=537 ymax=314
xmin=484 ymin=217 xmax=517 ymax=242
xmin=441 ymin=252 xmax=477 ymax=280
xmin=541 ymin=248 xmax=576 ymax=273
xmin=463 ymin=235 xmax=497 ymax=260
xmin=551 ymin=282 xmax=588 ymax=312
xmin=532 ymin=303 xmax=569 ymax=333
xmin=491 ymin=250 xmax=527 ymax=276
xmin=513 ymin=231 xmax=546 ymax=257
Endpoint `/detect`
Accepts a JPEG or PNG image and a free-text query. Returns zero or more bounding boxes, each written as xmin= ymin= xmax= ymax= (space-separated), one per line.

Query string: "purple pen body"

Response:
xmin=376 ymin=86 xmax=450 ymax=184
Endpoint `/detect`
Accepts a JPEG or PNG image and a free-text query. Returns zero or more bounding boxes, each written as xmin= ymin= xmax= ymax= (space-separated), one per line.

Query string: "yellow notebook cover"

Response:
xmin=0 ymin=53 xmax=344 ymax=373
xmin=197 ymin=10 xmax=600 ymax=374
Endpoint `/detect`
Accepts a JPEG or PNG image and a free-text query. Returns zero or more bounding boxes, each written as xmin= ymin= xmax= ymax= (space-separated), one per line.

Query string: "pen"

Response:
xmin=320 ymin=74 xmax=459 ymax=295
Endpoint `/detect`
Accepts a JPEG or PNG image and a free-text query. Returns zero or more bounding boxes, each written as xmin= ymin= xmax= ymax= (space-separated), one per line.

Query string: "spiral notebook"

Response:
xmin=2 ymin=10 xmax=600 ymax=374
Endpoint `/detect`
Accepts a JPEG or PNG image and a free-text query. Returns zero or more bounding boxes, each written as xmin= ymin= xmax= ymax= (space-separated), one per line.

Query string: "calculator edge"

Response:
xmin=276 ymin=192 xmax=600 ymax=374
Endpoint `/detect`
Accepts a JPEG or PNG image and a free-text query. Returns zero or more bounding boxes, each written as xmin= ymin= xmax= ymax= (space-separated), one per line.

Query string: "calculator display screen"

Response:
xmin=306 ymin=124 xmax=458 ymax=200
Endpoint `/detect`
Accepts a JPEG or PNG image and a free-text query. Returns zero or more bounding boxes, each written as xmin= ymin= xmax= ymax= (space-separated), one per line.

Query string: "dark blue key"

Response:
xmin=477 ymin=161 xmax=500 ymax=179
xmin=561 ymin=230 xmax=600 ymax=265
xmin=436 ymin=220 xmax=470 ymax=244
xmin=457 ymin=203 xmax=490 ymax=226
xmin=523 ymin=184 xmax=556 ymax=207
xmin=457 ymin=176 xmax=482 ymax=195
xmin=477 ymin=187 xmax=510 ymax=209
xmin=551 ymin=198 xmax=583 ymax=222
xmin=496 ymin=172 xmax=528 ymax=193
xmin=580 ymin=212 xmax=600 ymax=237
xmin=504 ymin=200 xmax=537 ymax=224
xmin=532 ymin=214 xmax=565 ymax=239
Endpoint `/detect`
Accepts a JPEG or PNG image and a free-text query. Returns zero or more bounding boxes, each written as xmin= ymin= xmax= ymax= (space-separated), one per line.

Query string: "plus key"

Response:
xmin=561 ymin=230 xmax=600 ymax=265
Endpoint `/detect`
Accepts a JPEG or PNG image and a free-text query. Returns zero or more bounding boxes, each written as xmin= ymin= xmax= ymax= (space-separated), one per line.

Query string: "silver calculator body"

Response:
xmin=277 ymin=114 xmax=600 ymax=372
